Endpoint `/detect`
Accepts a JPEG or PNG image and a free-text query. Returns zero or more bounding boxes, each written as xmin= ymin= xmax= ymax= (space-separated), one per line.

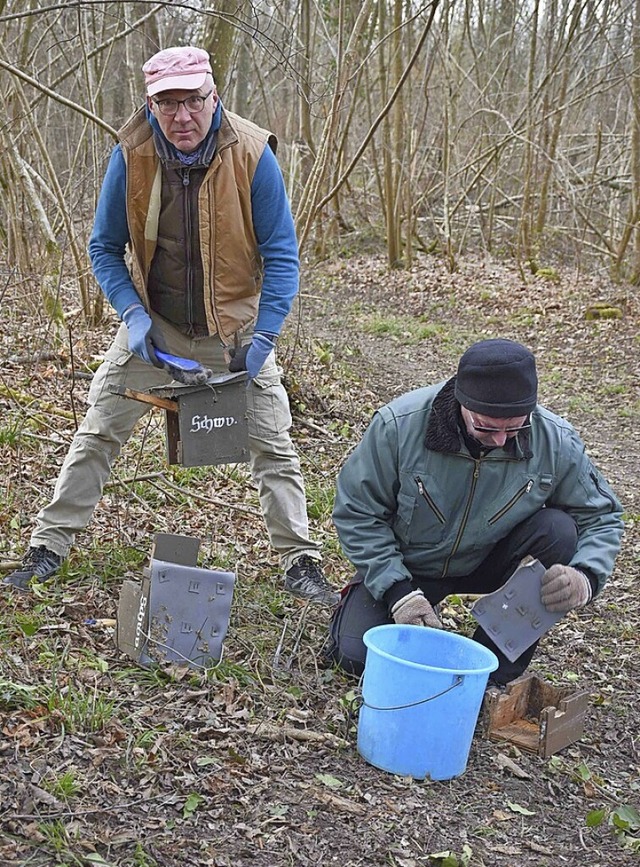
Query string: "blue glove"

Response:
xmin=228 ymin=333 xmax=276 ymax=381
xmin=122 ymin=304 xmax=166 ymax=367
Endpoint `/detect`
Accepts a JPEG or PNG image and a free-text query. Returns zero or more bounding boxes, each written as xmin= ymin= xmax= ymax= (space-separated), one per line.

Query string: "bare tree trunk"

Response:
xmin=624 ymin=0 xmax=640 ymax=281
xmin=198 ymin=0 xmax=241 ymax=96
xmin=518 ymin=0 xmax=540 ymax=270
xmin=440 ymin=0 xmax=458 ymax=271
xmin=296 ymin=0 xmax=315 ymax=192
xmin=295 ymin=0 xmax=376 ymax=249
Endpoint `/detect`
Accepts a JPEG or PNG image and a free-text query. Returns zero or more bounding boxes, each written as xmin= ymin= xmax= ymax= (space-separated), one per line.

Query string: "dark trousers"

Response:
xmin=328 ymin=508 xmax=578 ymax=684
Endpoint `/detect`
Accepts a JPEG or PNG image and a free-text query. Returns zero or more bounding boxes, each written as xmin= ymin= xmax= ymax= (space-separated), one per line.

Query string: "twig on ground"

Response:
xmin=105 ymin=470 xmax=261 ymax=516
xmin=246 ymin=721 xmax=349 ymax=749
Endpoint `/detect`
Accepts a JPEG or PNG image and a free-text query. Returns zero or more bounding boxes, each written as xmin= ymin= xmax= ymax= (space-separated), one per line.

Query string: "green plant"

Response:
xmin=15 ymin=613 xmax=42 ymax=636
xmin=535 ymin=266 xmax=560 ymax=282
xmin=305 ymin=481 xmax=335 ymax=521
xmin=202 ymin=659 xmax=256 ymax=686
xmin=129 ymin=728 xmax=167 ymax=769
xmin=132 ymin=843 xmax=158 ymax=867
xmin=132 ymin=729 xmax=156 ymax=753
xmin=113 ymin=664 xmax=181 ymax=693
xmin=44 ymin=770 xmax=79 ymax=799
xmin=328 ymin=418 xmax=352 ymax=438
xmin=0 ymin=679 xmax=41 ymax=711
xmin=424 ymin=844 xmax=472 ymax=866
xmin=313 ymin=340 xmax=334 ymax=365
xmin=37 ymin=819 xmax=74 ymax=857
xmin=75 ymin=649 xmax=110 ymax=674
xmin=51 ymin=683 xmax=115 ymax=732
xmin=0 ymin=419 xmax=22 ymax=448
xmin=182 ymin=792 xmax=204 ymax=820
xmin=601 ymin=383 xmax=627 ymax=396
xmin=586 ymin=803 xmax=640 ymax=852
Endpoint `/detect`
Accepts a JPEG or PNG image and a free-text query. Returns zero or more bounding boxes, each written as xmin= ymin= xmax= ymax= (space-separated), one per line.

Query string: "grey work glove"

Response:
xmin=391 ymin=589 xmax=442 ymax=628
xmin=540 ymin=564 xmax=592 ymax=613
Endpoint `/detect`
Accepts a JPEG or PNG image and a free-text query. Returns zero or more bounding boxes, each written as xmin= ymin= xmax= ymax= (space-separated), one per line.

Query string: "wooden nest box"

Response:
xmin=484 ymin=673 xmax=589 ymax=758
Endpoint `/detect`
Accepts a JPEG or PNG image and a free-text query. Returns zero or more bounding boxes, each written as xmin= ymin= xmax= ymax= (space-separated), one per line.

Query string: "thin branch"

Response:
xmin=313 ymin=0 xmax=442 ymax=218
xmin=0 ymin=57 xmax=117 ymax=138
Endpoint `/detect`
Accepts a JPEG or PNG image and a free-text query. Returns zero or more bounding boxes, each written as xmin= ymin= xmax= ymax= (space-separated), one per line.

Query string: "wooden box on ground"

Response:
xmin=483 ymin=673 xmax=589 ymax=758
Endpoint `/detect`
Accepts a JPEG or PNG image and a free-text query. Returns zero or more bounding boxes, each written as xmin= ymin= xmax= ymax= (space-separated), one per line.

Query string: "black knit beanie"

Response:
xmin=454 ymin=338 xmax=538 ymax=417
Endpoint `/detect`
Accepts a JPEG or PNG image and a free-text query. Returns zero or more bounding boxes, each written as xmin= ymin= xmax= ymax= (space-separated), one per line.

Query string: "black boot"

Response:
xmin=284 ymin=556 xmax=340 ymax=606
xmin=3 ymin=546 xmax=62 ymax=591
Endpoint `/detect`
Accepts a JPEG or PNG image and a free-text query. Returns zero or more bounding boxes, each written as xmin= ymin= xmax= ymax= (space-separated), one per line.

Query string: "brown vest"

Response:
xmin=117 ymin=107 xmax=275 ymax=343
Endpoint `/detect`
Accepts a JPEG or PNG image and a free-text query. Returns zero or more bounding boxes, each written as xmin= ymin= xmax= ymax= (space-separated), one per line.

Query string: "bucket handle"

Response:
xmin=361 ymin=674 xmax=463 ymax=711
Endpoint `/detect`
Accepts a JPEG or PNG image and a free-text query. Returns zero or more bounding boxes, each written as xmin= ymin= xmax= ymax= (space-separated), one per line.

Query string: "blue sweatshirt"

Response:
xmin=88 ymin=101 xmax=299 ymax=337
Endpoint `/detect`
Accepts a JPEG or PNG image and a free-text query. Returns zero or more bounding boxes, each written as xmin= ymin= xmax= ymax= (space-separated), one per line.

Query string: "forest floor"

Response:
xmin=1 ymin=251 xmax=639 ymax=867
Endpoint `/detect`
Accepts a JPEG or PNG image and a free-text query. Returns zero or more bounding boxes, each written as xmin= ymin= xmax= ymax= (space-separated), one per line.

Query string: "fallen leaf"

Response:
xmin=492 ymin=844 xmax=522 ymax=855
xmin=495 ymin=752 xmax=531 ymax=779
xmin=492 ymin=809 xmax=516 ymax=822
xmin=315 ymin=773 xmax=344 ymax=789
xmin=526 ymin=840 xmax=554 ymax=855
xmin=507 ymin=800 xmax=536 ymax=816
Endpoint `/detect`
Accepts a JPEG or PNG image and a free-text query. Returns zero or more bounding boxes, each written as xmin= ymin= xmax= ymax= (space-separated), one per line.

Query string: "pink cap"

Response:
xmin=143 ymin=46 xmax=212 ymax=96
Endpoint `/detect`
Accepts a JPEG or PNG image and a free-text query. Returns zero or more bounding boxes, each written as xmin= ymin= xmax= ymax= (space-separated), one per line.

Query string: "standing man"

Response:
xmin=5 ymin=46 xmax=339 ymax=606
xmin=327 ymin=339 xmax=623 ymax=682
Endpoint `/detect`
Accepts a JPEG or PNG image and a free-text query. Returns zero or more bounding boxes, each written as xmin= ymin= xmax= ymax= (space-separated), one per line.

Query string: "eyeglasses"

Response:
xmin=152 ymin=90 xmax=213 ymax=117
xmin=469 ymin=414 xmax=531 ymax=435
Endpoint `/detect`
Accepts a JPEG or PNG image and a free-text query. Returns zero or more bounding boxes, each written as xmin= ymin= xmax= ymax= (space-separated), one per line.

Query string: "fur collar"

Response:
xmin=425 ymin=378 xmax=532 ymax=459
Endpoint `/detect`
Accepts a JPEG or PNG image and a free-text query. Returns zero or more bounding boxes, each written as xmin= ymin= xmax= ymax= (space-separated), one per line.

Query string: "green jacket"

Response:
xmin=333 ymin=378 xmax=623 ymax=601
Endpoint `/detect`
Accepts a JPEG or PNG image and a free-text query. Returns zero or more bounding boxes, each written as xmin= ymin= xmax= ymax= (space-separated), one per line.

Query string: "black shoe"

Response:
xmin=3 ymin=546 xmax=62 ymax=591
xmin=284 ymin=556 xmax=341 ymax=606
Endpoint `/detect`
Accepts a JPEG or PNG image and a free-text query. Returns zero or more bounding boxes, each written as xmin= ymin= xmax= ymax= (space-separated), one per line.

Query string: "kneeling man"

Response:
xmin=328 ymin=339 xmax=623 ymax=685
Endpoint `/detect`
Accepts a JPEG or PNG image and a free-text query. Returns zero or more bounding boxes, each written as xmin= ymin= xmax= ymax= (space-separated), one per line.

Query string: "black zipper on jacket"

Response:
xmin=415 ymin=477 xmax=446 ymax=523
xmin=590 ymin=471 xmax=617 ymax=512
xmin=488 ymin=480 xmax=534 ymax=525
xmin=442 ymin=456 xmax=480 ymax=578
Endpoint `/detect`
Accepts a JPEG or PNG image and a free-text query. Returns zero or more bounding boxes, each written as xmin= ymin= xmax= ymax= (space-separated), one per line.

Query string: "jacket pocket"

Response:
xmin=415 ymin=476 xmax=446 ymax=524
xmin=392 ymin=480 xmax=447 ymax=545
xmin=488 ymin=479 xmax=534 ymax=525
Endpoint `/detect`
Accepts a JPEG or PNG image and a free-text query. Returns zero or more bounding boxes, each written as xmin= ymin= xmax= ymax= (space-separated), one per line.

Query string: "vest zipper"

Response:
xmin=442 ymin=457 xmax=480 ymax=578
xmin=488 ymin=480 xmax=534 ymax=524
xmin=181 ymin=168 xmax=195 ymax=328
xmin=415 ymin=477 xmax=446 ymax=523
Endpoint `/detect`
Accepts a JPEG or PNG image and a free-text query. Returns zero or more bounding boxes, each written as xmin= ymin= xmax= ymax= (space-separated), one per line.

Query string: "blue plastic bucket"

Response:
xmin=358 ymin=625 xmax=498 ymax=780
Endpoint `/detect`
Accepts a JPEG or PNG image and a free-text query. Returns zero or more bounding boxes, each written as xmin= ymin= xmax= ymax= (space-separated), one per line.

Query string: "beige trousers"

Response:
xmin=31 ymin=318 xmax=320 ymax=571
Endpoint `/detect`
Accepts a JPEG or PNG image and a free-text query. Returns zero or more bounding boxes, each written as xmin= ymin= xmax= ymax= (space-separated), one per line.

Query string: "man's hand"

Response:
xmin=122 ymin=304 xmax=167 ymax=367
xmin=228 ymin=333 xmax=276 ymax=381
xmin=540 ymin=564 xmax=592 ymax=613
xmin=391 ymin=589 xmax=442 ymax=628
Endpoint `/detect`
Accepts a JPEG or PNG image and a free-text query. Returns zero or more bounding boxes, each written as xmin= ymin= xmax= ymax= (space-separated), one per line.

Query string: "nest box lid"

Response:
xmin=150 ymin=370 xmax=247 ymax=399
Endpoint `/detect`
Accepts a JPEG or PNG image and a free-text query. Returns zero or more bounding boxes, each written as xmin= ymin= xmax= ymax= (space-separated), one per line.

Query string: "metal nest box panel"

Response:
xmin=145 ymin=558 xmax=235 ymax=668
xmin=471 ymin=557 xmax=562 ymax=662
xmin=116 ymin=534 xmax=236 ymax=670
xmin=151 ymin=372 xmax=249 ymax=467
